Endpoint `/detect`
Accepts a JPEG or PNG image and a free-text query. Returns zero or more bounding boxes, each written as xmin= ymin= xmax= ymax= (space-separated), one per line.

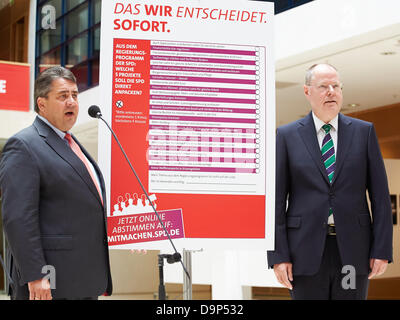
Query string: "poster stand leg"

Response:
xmin=183 ymin=249 xmax=192 ymax=300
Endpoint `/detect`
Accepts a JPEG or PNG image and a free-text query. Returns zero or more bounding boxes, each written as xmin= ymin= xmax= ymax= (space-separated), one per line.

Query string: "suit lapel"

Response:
xmin=331 ymin=113 xmax=353 ymax=184
xmin=33 ymin=117 xmax=103 ymax=207
xmin=298 ymin=112 xmax=330 ymax=185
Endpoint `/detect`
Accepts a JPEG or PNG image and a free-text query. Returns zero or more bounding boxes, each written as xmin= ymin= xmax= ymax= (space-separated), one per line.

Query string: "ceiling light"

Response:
xmin=380 ymin=51 xmax=396 ymax=55
xmin=347 ymin=103 xmax=360 ymax=108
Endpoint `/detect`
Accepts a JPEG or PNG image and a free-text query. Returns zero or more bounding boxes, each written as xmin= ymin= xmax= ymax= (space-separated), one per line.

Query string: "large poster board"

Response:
xmin=99 ymin=0 xmax=275 ymax=250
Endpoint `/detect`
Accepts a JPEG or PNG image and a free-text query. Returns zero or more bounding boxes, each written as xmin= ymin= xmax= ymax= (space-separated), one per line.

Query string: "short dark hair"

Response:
xmin=34 ymin=66 xmax=77 ymax=113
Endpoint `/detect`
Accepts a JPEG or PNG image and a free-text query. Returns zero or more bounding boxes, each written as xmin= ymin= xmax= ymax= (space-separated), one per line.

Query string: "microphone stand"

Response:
xmin=96 ymin=113 xmax=190 ymax=299
xmin=158 ymin=255 xmax=167 ymax=300
xmin=157 ymin=254 xmax=177 ymax=300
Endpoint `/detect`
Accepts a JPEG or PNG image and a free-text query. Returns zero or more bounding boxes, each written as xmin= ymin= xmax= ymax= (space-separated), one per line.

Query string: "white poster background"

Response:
xmin=98 ymin=0 xmax=275 ymax=251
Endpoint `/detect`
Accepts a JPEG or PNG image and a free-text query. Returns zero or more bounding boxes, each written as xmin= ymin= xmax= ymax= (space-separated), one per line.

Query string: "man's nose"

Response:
xmin=327 ymin=85 xmax=335 ymax=95
xmin=66 ymin=94 xmax=76 ymax=104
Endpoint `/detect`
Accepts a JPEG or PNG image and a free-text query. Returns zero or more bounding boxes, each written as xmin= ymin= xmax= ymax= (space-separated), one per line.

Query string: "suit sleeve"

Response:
xmin=0 ymin=136 xmax=47 ymax=285
xmin=366 ymin=124 xmax=393 ymax=262
xmin=267 ymin=128 xmax=291 ymax=268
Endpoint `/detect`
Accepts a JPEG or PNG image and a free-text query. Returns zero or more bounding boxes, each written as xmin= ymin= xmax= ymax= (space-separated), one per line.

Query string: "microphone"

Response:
xmin=166 ymin=252 xmax=182 ymax=264
xmin=88 ymin=105 xmax=102 ymax=118
xmin=88 ymin=105 xmax=190 ymax=280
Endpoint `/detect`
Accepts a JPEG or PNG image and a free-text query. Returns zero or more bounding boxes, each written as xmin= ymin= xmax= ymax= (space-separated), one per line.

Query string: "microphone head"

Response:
xmin=88 ymin=105 xmax=102 ymax=118
xmin=166 ymin=252 xmax=181 ymax=264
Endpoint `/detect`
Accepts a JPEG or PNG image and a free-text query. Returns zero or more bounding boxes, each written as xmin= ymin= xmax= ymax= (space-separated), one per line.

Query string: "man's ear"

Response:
xmin=37 ymin=97 xmax=46 ymax=113
xmin=303 ymin=85 xmax=311 ymax=96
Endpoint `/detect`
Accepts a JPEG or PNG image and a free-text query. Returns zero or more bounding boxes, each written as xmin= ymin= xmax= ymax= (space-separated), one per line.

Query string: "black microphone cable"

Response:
xmin=88 ymin=105 xmax=190 ymax=280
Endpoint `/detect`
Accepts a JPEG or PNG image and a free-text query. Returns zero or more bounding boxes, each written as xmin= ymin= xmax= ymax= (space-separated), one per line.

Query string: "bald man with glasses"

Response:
xmin=267 ymin=64 xmax=392 ymax=300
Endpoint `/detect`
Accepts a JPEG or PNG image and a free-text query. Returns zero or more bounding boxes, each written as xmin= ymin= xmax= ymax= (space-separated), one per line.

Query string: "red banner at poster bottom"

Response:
xmin=107 ymin=208 xmax=184 ymax=245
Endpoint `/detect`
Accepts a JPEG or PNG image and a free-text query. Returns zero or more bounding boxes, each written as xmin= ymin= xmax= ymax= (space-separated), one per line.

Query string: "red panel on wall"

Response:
xmin=0 ymin=61 xmax=30 ymax=112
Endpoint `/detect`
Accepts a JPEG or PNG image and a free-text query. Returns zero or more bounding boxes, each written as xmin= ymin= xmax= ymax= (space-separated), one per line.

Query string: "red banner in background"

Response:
xmin=0 ymin=61 xmax=30 ymax=112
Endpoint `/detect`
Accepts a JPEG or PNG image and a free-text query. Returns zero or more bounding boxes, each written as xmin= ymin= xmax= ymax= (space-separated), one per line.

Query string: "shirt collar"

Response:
xmin=312 ymin=112 xmax=338 ymax=133
xmin=37 ymin=114 xmax=71 ymax=140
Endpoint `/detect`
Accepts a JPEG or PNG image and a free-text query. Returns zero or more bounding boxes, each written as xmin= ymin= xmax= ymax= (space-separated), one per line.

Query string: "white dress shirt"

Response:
xmin=312 ymin=112 xmax=338 ymax=152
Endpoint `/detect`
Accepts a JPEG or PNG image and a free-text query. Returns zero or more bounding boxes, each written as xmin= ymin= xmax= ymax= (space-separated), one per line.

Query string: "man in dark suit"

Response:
xmin=267 ymin=63 xmax=392 ymax=299
xmin=0 ymin=66 xmax=112 ymax=300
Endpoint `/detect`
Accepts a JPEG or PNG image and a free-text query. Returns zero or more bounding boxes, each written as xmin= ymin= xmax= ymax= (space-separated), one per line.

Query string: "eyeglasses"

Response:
xmin=308 ymin=83 xmax=343 ymax=93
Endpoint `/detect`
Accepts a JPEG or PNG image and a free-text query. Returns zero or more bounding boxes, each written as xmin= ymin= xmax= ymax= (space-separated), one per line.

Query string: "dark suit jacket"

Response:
xmin=0 ymin=117 xmax=112 ymax=299
xmin=267 ymin=112 xmax=393 ymax=276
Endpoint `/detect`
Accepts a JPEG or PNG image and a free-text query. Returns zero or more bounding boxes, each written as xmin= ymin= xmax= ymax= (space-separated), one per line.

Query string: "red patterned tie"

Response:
xmin=65 ymin=133 xmax=103 ymax=204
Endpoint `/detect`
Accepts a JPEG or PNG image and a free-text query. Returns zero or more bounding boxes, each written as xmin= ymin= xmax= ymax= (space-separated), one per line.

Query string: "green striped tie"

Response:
xmin=321 ymin=124 xmax=336 ymax=183
xmin=322 ymin=124 xmax=335 ymax=217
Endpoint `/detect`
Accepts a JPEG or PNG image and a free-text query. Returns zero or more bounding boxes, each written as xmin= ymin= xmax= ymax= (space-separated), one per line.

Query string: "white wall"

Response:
xmin=275 ymin=0 xmax=400 ymax=69
xmin=0 ymin=110 xmax=36 ymax=139
xmin=74 ymin=85 xmax=101 ymax=127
